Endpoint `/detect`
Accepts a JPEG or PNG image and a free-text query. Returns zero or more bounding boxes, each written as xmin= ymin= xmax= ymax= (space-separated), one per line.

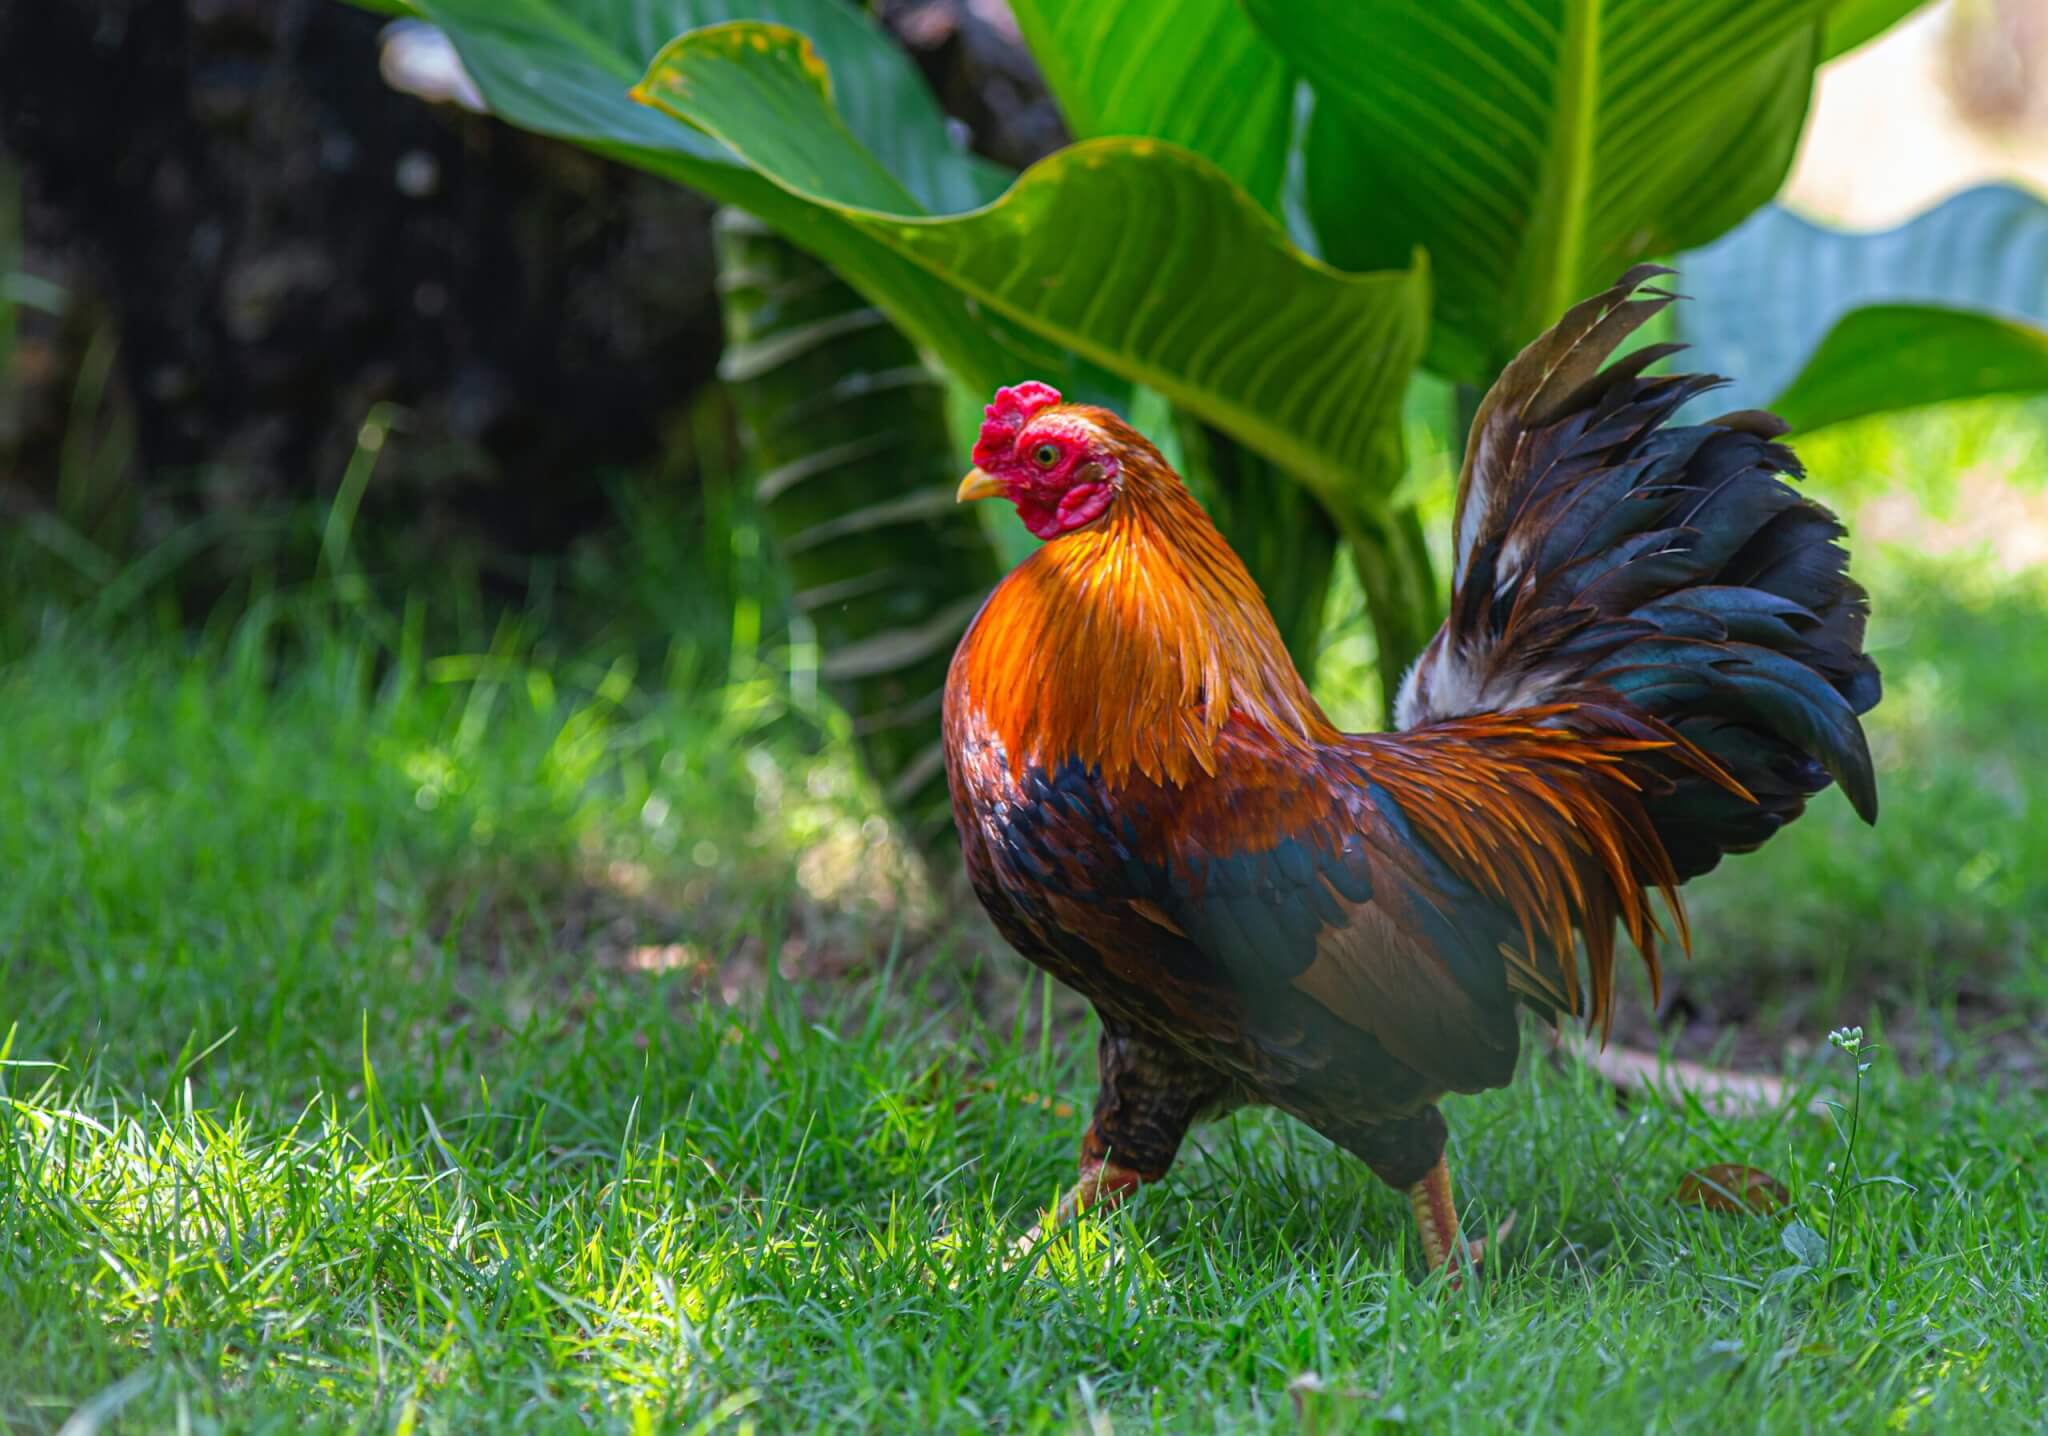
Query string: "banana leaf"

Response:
xmin=1676 ymin=184 xmax=2048 ymax=431
xmin=1244 ymin=0 xmax=1861 ymax=380
xmin=716 ymin=211 xmax=999 ymax=855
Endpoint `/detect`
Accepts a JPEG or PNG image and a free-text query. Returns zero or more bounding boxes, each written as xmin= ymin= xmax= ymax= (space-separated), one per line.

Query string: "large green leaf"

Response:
xmin=1676 ymin=183 xmax=2048 ymax=422
xmin=1769 ymin=307 xmax=2048 ymax=434
xmin=633 ymin=23 xmax=1430 ymax=506
xmin=422 ymin=0 xmax=992 ymax=208
xmin=1248 ymin=0 xmax=1831 ymax=381
xmin=1005 ymin=2 xmax=1366 ymax=684
xmin=391 ymin=0 xmax=1109 ymax=401
xmin=1006 ymin=0 xmax=1295 ymax=212
xmin=363 ymin=0 xmax=1435 ymax=702
xmin=715 ymin=213 xmax=1000 ymax=854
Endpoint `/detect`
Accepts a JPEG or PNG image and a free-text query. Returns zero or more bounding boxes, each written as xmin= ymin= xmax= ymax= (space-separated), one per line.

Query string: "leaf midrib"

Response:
xmin=1531 ymin=0 xmax=1601 ymax=344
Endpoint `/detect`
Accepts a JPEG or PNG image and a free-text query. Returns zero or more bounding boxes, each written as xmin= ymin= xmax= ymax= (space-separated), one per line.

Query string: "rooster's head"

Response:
xmin=957 ymin=382 xmax=1139 ymax=540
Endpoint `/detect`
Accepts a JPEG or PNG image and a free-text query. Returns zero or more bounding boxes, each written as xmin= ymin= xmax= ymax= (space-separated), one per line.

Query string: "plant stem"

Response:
xmin=1453 ymin=382 xmax=1485 ymax=462
xmin=1344 ymin=502 xmax=1437 ymax=719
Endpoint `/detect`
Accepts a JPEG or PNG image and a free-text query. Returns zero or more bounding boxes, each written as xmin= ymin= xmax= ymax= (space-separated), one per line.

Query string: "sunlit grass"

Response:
xmin=2 ymin=399 xmax=2045 ymax=1431
xmin=5 ymin=972 xmax=2042 ymax=1430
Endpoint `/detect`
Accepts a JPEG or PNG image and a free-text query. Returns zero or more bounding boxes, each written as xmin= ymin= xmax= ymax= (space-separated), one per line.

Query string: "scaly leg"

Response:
xmin=1406 ymin=1154 xmax=1479 ymax=1278
xmin=1334 ymin=1107 xmax=1491 ymax=1286
xmin=1048 ymin=1151 xmax=1148 ymax=1225
xmin=1030 ymin=1022 xmax=1230 ymax=1238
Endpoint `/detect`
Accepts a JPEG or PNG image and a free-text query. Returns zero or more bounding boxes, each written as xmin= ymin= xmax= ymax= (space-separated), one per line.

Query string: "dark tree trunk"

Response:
xmin=875 ymin=0 xmax=1071 ymax=169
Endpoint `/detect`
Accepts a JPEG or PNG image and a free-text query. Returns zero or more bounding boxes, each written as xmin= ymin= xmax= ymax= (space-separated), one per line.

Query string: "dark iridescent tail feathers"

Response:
xmin=1395 ymin=266 xmax=1880 ymax=881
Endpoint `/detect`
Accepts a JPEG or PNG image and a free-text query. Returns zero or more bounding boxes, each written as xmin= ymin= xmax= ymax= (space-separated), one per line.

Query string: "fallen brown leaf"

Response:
xmin=1675 ymin=1163 xmax=1791 ymax=1215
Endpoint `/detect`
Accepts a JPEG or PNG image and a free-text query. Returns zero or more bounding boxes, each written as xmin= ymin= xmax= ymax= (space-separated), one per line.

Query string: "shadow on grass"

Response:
xmin=1608 ymin=544 xmax=2048 ymax=1080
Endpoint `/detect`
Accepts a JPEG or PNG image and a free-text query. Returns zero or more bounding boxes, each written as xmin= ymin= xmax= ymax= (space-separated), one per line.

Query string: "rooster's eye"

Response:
xmin=1032 ymin=442 xmax=1060 ymax=468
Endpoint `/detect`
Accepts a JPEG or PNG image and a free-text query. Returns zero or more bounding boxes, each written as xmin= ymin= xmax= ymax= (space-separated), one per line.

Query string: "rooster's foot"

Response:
xmin=1014 ymin=1156 xmax=1148 ymax=1255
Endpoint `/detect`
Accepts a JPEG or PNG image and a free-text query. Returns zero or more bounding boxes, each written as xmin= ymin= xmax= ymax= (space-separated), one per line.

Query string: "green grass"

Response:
xmin=3 ymin=403 xmax=2047 ymax=1432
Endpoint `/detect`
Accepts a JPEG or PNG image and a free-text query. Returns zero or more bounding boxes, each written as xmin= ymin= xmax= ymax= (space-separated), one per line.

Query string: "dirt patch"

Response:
xmin=1599 ymin=958 xmax=2044 ymax=1090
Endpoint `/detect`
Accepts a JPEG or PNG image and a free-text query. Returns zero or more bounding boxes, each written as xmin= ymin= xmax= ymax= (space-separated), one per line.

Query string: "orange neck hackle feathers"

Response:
xmin=953 ymin=403 xmax=1333 ymax=788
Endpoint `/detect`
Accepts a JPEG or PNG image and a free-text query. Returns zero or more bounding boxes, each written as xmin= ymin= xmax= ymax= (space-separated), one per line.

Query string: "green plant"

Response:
xmin=1252 ymin=0 xmax=1830 ymax=380
xmin=714 ymin=210 xmax=1002 ymax=855
xmin=355 ymin=0 xmax=2048 ymax=768
xmin=349 ymin=0 xmax=1433 ymax=702
xmin=1677 ymin=184 xmax=2048 ymax=432
xmin=1771 ymin=1026 xmax=1924 ymax=1296
xmin=1 ymin=168 xmax=145 ymax=609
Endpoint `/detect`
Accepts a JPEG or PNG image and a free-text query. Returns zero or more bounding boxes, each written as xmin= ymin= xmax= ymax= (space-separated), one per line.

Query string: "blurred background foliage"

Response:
xmin=8 ymin=0 xmax=2048 ymax=868
xmin=1 ymin=0 xmax=2045 ymax=899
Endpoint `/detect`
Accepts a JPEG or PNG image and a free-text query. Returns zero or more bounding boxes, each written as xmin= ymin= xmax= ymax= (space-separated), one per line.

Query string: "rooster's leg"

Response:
xmin=1049 ymin=1152 xmax=1146 ymax=1225
xmin=1334 ymin=1106 xmax=1487 ymax=1284
xmin=1406 ymin=1155 xmax=1477 ymax=1277
xmin=1039 ymin=1023 xmax=1231 ymax=1231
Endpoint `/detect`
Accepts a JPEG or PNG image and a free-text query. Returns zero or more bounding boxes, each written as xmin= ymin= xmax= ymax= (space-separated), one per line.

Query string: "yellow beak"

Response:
xmin=955 ymin=468 xmax=1005 ymax=504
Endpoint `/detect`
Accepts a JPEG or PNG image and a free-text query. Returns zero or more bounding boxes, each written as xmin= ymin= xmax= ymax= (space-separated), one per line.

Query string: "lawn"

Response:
xmin=2 ymin=401 xmax=2046 ymax=1432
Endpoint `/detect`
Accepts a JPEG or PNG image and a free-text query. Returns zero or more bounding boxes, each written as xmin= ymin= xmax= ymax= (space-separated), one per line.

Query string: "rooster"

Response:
xmin=943 ymin=268 xmax=1879 ymax=1276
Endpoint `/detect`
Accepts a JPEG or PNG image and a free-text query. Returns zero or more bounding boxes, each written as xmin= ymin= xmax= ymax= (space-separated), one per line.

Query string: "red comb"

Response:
xmin=972 ymin=382 xmax=1062 ymax=468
